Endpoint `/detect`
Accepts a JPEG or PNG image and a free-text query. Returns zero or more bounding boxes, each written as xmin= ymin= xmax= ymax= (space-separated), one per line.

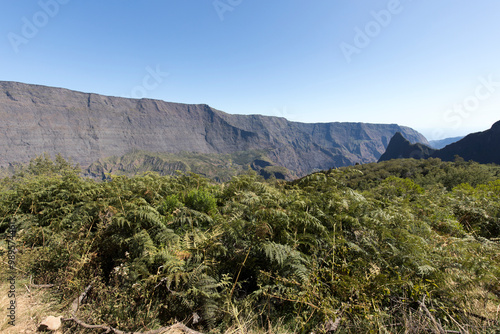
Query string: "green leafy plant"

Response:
xmin=1 ymin=155 xmax=499 ymax=333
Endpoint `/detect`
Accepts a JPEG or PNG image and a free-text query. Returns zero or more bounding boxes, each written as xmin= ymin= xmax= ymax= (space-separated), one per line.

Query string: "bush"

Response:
xmin=185 ymin=189 xmax=217 ymax=214
xmin=1 ymin=155 xmax=499 ymax=333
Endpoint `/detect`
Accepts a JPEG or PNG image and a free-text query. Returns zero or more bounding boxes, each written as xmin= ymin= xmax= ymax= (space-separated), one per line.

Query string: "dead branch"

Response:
xmin=62 ymin=284 xmax=204 ymax=334
xmin=28 ymin=275 xmax=57 ymax=288
xmin=62 ymin=317 xmax=204 ymax=334
xmin=29 ymin=283 xmax=56 ymax=288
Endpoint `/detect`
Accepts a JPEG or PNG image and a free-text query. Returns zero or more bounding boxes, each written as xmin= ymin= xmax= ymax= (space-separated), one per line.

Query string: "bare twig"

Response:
xmin=443 ymin=309 xmax=469 ymax=334
xmin=24 ymin=283 xmax=31 ymax=296
xmin=229 ymin=246 xmax=251 ymax=299
xmin=419 ymin=296 xmax=445 ymax=334
xmin=29 ymin=283 xmax=56 ymax=288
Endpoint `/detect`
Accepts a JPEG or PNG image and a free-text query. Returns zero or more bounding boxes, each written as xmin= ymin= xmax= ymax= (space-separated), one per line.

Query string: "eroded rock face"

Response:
xmin=0 ymin=81 xmax=428 ymax=176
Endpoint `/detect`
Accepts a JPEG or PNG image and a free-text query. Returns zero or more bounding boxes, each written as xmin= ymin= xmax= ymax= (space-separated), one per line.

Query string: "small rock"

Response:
xmin=38 ymin=316 xmax=62 ymax=331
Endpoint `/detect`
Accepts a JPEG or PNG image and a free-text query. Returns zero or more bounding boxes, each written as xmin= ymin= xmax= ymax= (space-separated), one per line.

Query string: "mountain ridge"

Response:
xmin=0 ymin=81 xmax=428 ymax=176
xmin=435 ymin=120 xmax=500 ymax=164
xmin=379 ymin=121 xmax=500 ymax=165
xmin=429 ymin=136 xmax=464 ymax=149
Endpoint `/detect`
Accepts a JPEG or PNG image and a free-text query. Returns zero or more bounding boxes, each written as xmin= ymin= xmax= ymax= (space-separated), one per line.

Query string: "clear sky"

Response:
xmin=1 ymin=1 xmax=500 ymax=140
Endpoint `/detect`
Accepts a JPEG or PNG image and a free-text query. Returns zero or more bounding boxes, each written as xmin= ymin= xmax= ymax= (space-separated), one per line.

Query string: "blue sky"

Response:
xmin=1 ymin=1 xmax=500 ymax=140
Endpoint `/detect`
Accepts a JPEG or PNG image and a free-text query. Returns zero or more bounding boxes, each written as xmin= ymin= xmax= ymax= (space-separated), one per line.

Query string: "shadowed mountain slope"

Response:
xmin=0 ymin=81 xmax=428 ymax=176
xmin=435 ymin=121 xmax=500 ymax=164
xmin=378 ymin=132 xmax=436 ymax=162
xmin=379 ymin=121 xmax=500 ymax=165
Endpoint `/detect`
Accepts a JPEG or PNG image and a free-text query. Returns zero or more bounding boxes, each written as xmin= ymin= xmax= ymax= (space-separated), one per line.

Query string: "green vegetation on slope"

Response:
xmin=0 ymin=156 xmax=499 ymax=333
xmin=338 ymin=157 xmax=500 ymax=190
xmin=85 ymin=149 xmax=293 ymax=182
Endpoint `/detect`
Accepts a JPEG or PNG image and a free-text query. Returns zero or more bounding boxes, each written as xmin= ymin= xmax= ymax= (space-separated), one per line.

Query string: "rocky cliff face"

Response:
xmin=0 ymin=81 xmax=429 ymax=176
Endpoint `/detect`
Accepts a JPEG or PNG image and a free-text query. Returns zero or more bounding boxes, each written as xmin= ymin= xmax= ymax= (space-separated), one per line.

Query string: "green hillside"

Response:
xmin=0 ymin=156 xmax=499 ymax=333
xmin=86 ymin=150 xmax=293 ymax=182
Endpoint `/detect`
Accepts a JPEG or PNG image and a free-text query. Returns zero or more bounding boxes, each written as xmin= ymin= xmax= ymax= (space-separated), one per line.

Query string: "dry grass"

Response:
xmin=0 ymin=275 xmax=290 ymax=334
xmin=0 ymin=280 xmax=62 ymax=333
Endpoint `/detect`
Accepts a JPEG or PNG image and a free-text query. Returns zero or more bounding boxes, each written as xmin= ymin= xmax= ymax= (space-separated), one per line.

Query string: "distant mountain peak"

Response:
xmin=391 ymin=132 xmax=406 ymax=143
xmin=378 ymin=132 xmax=436 ymax=162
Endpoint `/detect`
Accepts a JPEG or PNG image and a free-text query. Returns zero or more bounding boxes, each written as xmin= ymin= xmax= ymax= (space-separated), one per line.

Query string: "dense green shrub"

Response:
xmin=0 ymin=156 xmax=499 ymax=333
xmin=185 ymin=189 xmax=217 ymax=214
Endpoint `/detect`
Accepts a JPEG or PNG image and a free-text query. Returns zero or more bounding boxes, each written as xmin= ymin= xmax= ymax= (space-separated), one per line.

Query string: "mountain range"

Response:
xmin=428 ymin=136 xmax=464 ymax=149
xmin=379 ymin=121 xmax=500 ymax=164
xmin=0 ymin=81 xmax=429 ymax=177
